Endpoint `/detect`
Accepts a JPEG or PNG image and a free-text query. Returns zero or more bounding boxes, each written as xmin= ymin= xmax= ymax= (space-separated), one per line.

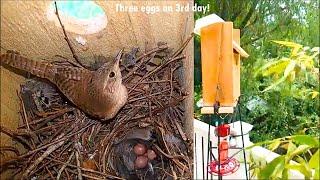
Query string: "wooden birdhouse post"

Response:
xmin=194 ymin=14 xmax=249 ymax=114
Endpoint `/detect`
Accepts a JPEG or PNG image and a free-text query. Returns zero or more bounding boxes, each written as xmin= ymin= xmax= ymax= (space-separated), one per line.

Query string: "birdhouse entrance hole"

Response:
xmin=47 ymin=1 xmax=107 ymax=35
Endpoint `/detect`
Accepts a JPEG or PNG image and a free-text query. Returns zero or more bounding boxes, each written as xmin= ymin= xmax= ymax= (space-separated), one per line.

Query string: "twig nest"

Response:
xmin=133 ymin=143 xmax=147 ymax=155
xmin=147 ymin=149 xmax=157 ymax=160
xmin=134 ymin=156 xmax=148 ymax=169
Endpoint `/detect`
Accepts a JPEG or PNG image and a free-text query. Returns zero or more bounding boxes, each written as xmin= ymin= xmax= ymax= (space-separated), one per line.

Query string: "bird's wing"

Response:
xmin=55 ymin=66 xmax=91 ymax=81
xmin=57 ymin=67 xmax=81 ymax=81
xmin=53 ymin=66 xmax=93 ymax=108
xmin=53 ymin=66 xmax=92 ymax=92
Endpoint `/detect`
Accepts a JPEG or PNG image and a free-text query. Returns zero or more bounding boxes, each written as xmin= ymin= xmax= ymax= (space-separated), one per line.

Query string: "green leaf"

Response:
xmin=311 ymin=91 xmax=319 ymax=99
xmin=286 ymin=164 xmax=312 ymax=178
xmin=287 ymin=71 xmax=296 ymax=82
xmin=291 ymin=135 xmax=319 ymax=147
xmin=297 ymin=54 xmax=316 ymax=69
xmin=262 ymin=60 xmax=296 ymax=92
xmin=259 ymin=155 xmax=285 ymax=179
xmin=272 ymin=41 xmax=302 ymax=49
xmin=314 ymin=168 xmax=319 ymax=179
xmin=259 ymin=58 xmax=290 ymax=77
xmin=296 ymin=156 xmax=307 ymax=164
xmin=268 ymin=139 xmax=281 ymax=151
xmin=262 ymin=76 xmax=286 ymax=92
xmin=283 ymin=60 xmax=296 ymax=76
xmin=286 ymin=141 xmax=297 ymax=155
xmin=272 ymin=40 xmax=303 ymax=56
xmin=289 ymin=145 xmax=311 ymax=159
xmin=282 ymin=168 xmax=289 ymax=179
xmin=309 ymin=150 xmax=319 ymax=169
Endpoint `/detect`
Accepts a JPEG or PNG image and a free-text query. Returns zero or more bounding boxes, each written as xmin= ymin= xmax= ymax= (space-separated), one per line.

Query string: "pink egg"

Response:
xmin=134 ymin=156 xmax=148 ymax=169
xmin=133 ymin=143 xmax=147 ymax=155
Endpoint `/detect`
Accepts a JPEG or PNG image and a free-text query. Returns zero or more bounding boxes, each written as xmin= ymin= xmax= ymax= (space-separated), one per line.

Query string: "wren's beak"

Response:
xmin=113 ymin=49 xmax=123 ymax=65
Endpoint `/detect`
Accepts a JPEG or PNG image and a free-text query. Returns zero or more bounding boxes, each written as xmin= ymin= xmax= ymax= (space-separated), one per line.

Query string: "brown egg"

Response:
xmin=134 ymin=156 xmax=148 ymax=169
xmin=133 ymin=143 xmax=147 ymax=155
xmin=147 ymin=149 xmax=157 ymax=160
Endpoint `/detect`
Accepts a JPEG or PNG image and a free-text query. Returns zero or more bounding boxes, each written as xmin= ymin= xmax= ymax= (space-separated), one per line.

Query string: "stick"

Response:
xmin=19 ymin=108 xmax=74 ymax=128
xmin=22 ymin=134 xmax=65 ymax=177
xmin=57 ymin=152 xmax=74 ymax=180
xmin=128 ymin=55 xmax=185 ymax=94
xmin=54 ymin=1 xmax=85 ymax=68
xmin=8 ymin=123 xmax=92 ymax=162
xmin=17 ymin=91 xmax=30 ymax=131
xmin=123 ymin=44 xmax=167 ymax=80
xmin=171 ymin=33 xmax=194 ymax=58
xmin=0 ymin=125 xmax=33 ymax=150
xmin=66 ymin=169 xmax=104 ymax=180
xmin=153 ymin=144 xmax=184 ymax=160
xmin=44 ymin=157 xmax=124 ymax=179
xmin=75 ymin=147 xmax=83 ymax=180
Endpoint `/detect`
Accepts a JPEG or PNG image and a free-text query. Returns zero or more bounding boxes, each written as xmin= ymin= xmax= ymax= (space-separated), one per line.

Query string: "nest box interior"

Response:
xmin=0 ymin=0 xmax=193 ymax=153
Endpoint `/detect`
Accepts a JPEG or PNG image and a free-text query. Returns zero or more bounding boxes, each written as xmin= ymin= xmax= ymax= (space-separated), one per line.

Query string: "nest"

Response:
xmin=0 ymin=36 xmax=193 ymax=179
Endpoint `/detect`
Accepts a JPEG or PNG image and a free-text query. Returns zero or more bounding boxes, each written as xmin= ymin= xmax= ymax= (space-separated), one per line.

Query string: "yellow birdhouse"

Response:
xmin=194 ymin=14 xmax=249 ymax=114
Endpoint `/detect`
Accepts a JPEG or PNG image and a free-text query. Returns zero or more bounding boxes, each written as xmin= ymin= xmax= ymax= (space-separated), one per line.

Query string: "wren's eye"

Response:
xmin=109 ymin=71 xmax=115 ymax=78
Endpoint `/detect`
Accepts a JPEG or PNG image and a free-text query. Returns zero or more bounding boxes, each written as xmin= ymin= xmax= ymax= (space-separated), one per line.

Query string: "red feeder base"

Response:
xmin=208 ymin=158 xmax=240 ymax=176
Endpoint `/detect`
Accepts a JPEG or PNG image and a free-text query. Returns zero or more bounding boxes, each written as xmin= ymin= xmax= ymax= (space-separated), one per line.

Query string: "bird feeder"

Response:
xmin=194 ymin=14 xmax=250 ymax=179
xmin=194 ymin=14 xmax=249 ymax=114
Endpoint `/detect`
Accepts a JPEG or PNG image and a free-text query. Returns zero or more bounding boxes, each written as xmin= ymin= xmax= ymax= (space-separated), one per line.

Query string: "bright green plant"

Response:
xmin=248 ymin=135 xmax=319 ymax=179
xmin=243 ymin=41 xmax=319 ymax=142
xmin=247 ymin=42 xmax=319 ymax=179
xmin=255 ymin=41 xmax=319 ymax=98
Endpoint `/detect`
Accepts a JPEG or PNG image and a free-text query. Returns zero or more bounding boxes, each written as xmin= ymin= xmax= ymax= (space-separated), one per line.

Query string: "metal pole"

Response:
xmin=238 ymin=102 xmax=249 ymax=180
xmin=217 ymin=116 xmax=222 ymax=180
xmin=206 ymin=115 xmax=211 ymax=180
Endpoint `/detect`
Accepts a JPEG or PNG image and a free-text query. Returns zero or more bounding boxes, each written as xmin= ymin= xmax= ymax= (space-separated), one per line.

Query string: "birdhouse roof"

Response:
xmin=233 ymin=41 xmax=249 ymax=58
xmin=194 ymin=14 xmax=249 ymax=58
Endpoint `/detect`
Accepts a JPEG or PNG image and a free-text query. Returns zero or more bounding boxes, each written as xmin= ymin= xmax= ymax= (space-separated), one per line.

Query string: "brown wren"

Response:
xmin=0 ymin=50 xmax=128 ymax=121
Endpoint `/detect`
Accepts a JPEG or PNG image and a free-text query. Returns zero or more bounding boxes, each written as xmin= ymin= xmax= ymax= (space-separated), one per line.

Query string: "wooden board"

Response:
xmin=200 ymin=22 xmax=242 ymax=109
xmin=0 ymin=1 xmax=194 ymax=153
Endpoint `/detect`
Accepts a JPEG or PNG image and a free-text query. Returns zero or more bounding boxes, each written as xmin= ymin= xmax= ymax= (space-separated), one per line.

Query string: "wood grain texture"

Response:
xmin=0 ymin=0 xmax=194 ymax=144
xmin=1 ymin=1 xmax=191 ymax=61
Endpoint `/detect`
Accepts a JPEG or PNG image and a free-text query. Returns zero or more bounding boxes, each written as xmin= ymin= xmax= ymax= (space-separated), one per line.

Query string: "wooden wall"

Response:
xmin=0 ymin=0 xmax=194 ymax=159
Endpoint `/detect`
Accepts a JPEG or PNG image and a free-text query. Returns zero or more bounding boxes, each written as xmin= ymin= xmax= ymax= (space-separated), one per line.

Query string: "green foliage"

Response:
xmin=193 ymin=0 xmax=319 ymax=178
xmin=246 ymin=42 xmax=319 ymax=142
xmin=194 ymin=0 xmax=320 ymax=142
xmin=194 ymin=0 xmax=320 ymax=84
xmin=248 ymin=135 xmax=319 ymax=179
xmin=255 ymin=41 xmax=319 ymax=97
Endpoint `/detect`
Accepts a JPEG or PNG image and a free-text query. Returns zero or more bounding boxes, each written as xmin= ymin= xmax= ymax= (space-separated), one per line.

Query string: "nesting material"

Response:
xmin=0 ymin=36 xmax=193 ymax=179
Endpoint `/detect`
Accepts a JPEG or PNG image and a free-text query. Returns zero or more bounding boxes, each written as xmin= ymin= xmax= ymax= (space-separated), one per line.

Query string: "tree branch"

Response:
xmin=241 ymin=13 xmax=259 ymax=35
xmin=242 ymin=24 xmax=280 ymax=46
xmin=239 ymin=0 xmax=259 ymax=29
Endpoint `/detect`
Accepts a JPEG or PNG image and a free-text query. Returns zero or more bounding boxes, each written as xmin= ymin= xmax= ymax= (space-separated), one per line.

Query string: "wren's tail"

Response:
xmin=0 ymin=51 xmax=56 ymax=80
